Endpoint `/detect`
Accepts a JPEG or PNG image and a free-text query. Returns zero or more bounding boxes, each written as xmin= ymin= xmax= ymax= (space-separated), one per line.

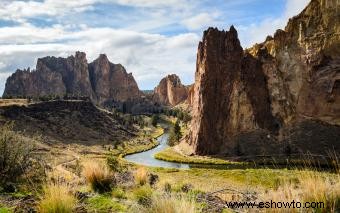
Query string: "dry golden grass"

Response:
xmin=136 ymin=194 xmax=199 ymax=213
xmin=263 ymin=172 xmax=340 ymax=212
xmin=82 ymin=161 xmax=113 ymax=193
xmin=134 ymin=167 xmax=148 ymax=186
xmin=38 ymin=184 xmax=76 ymax=213
xmin=0 ymin=99 xmax=28 ymax=106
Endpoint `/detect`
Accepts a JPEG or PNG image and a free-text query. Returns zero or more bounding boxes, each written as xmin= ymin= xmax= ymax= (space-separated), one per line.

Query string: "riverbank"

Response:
xmin=120 ymin=126 xmax=164 ymax=157
xmin=154 ymin=147 xmax=243 ymax=165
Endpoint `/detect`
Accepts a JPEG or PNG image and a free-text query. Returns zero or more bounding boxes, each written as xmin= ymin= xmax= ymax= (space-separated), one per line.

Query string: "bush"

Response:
xmin=133 ymin=186 xmax=153 ymax=206
xmin=112 ymin=187 xmax=127 ymax=199
xmin=0 ymin=123 xmax=42 ymax=186
xmin=134 ymin=167 xmax=148 ymax=186
xmin=167 ymin=119 xmax=182 ymax=146
xmin=151 ymin=114 xmax=159 ymax=127
xmin=83 ymin=161 xmax=115 ymax=193
xmin=38 ymin=184 xmax=76 ymax=213
xmin=107 ymin=155 xmax=126 ymax=172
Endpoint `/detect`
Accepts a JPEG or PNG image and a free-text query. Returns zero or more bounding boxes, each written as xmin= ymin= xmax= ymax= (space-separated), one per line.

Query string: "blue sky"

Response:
xmin=0 ymin=0 xmax=310 ymax=93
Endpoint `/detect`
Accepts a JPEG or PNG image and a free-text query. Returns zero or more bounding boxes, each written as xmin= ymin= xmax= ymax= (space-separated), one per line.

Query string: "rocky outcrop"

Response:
xmin=153 ymin=74 xmax=189 ymax=106
xmin=185 ymin=84 xmax=194 ymax=106
xmin=3 ymin=52 xmax=142 ymax=105
xmin=89 ymin=54 xmax=141 ymax=105
xmin=3 ymin=67 xmax=66 ymax=98
xmin=188 ymin=0 xmax=340 ymax=156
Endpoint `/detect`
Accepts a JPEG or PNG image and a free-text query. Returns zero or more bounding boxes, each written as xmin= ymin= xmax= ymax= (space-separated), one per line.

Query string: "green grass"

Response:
xmin=119 ymin=126 xmax=164 ymax=157
xmin=132 ymin=186 xmax=153 ymax=206
xmin=86 ymin=194 xmax=126 ymax=212
xmin=154 ymin=147 xmax=243 ymax=165
xmin=151 ymin=167 xmax=336 ymax=191
xmin=112 ymin=188 xmax=127 ymax=199
xmin=0 ymin=206 xmax=12 ymax=213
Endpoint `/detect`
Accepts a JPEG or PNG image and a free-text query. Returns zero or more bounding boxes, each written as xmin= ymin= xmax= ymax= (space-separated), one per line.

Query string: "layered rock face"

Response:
xmin=185 ymin=84 xmax=194 ymax=106
xmin=3 ymin=52 xmax=141 ymax=105
xmin=153 ymin=74 xmax=189 ymax=106
xmin=188 ymin=0 xmax=340 ymax=156
xmin=88 ymin=54 xmax=142 ymax=104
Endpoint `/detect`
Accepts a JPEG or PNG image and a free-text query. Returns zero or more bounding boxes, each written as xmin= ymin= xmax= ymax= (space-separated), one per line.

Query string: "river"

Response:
xmin=124 ymin=132 xmax=190 ymax=169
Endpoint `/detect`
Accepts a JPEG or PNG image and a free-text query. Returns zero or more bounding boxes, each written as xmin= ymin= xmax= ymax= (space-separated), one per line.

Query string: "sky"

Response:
xmin=0 ymin=0 xmax=310 ymax=93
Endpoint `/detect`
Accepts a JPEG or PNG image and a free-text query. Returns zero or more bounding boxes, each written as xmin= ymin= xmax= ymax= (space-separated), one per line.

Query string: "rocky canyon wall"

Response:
xmin=188 ymin=0 xmax=340 ymax=156
xmin=153 ymin=74 xmax=189 ymax=106
xmin=3 ymin=52 xmax=142 ymax=106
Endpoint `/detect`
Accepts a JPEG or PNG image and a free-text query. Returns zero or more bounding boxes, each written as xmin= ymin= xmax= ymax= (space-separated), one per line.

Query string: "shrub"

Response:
xmin=86 ymin=195 xmax=126 ymax=212
xmin=83 ymin=161 xmax=114 ymax=193
xmin=38 ymin=184 xmax=76 ymax=213
xmin=151 ymin=114 xmax=159 ymax=127
xmin=0 ymin=123 xmax=42 ymax=186
xmin=133 ymin=185 xmax=153 ymax=206
xmin=112 ymin=187 xmax=127 ymax=199
xmin=163 ymin=182 xmax=172 ymax=193
xmin=134 ymin=167 xmax=148 ymax=186
xmin=167 ymin=119 xmax=182 ymax=146
xmin=107 ymin=155 xmax=126 ymax=172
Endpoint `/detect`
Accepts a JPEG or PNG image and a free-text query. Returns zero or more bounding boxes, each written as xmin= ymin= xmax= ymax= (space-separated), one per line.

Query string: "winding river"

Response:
xmin=124 ymin=132 xmax=190 ymax=169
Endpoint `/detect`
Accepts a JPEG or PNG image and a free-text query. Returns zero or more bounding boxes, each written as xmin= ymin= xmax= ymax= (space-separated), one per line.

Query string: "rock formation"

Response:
xmin=185 ymin=84 xmax=194 ymax=106
xmin=188 ymin=0 xmax=340 ymax=156
xmin=3 ymin=52 xmax=142 ymax=105
xmin=153 ymin=74 xmax=189 ymax=106
xmin=88 ymin=54 xmax=141 ymax=105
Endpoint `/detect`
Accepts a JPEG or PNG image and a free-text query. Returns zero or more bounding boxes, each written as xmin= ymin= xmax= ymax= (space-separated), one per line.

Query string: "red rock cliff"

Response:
xmin=153 ymin=74 xmax=189 ymax=106
xmin=3 ymin=52 xmax=142 ymax=105
xmin=188 ymin=0 xmax=340 ymax=156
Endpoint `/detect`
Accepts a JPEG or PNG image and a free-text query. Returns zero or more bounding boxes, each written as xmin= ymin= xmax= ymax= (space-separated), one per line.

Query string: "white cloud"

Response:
xmin=0 ymin=0 xmax=195 ymax=24
xmin=182 ymin=13 xmax=218 ymax=30
xmin=238 ymin=0 xmax=310 ymax=47
xmin=0 ymin=25 xmax=199 ymax=93
xmin=0 ymin=0 xmax=96 ymax=23
xmin=0 ymin=72 xmax=12 ymax=94
xmin=115 ymin=0 xmax=191 ymax=8
xmin=0 ymin=0 xmax=313 ymax=95
xmin=285 ymin=0 xmax=311 ymax=18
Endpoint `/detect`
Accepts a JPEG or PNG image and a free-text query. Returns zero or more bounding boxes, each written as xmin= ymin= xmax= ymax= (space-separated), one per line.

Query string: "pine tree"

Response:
xmin=168 ymin=119 xmax=182 ymax=146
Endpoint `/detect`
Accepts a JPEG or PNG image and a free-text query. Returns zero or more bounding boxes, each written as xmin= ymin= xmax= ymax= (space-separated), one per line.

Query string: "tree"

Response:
xmin=151 ymin=114 xmax=159 ymax=127
xmin=168 ymin=119 xmax=182 ymax=146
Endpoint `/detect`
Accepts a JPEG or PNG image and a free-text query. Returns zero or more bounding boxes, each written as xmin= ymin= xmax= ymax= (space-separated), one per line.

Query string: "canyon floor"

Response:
xmin=0 ymin=99 xmax=339 ymax=213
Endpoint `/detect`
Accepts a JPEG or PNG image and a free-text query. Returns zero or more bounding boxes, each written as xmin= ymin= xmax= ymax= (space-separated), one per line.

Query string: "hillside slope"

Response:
xmin=0 ymin=100 xmax=136 ymax=145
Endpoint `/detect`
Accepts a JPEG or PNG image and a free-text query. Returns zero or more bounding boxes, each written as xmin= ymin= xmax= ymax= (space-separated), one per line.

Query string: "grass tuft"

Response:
xmin=83 ymin=161 xmax=114 ymax=193
xmin=86 ymin=194 xmax=126 ymax=212
xmin=134 ymin=167 xmax=148 ymax=186
xmin=138 ymin=194 xmax=200 ymax=213
xmin=112 ymin=187 xmax=127 ymax=199
xmin=264 ymin=172 xmax=340 ymax=212
xmin=38 ymin=184 xmax=76 ymax=213
xmin=133 ymin=185 xmax=153 ymax=206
